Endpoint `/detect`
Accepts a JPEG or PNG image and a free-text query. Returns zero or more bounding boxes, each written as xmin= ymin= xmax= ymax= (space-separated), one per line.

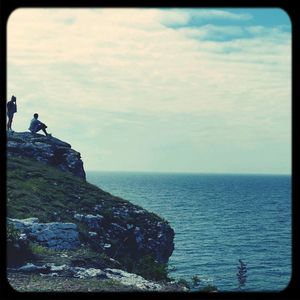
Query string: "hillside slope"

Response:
xmin=6 ymin=132 xmax=179 ymax=291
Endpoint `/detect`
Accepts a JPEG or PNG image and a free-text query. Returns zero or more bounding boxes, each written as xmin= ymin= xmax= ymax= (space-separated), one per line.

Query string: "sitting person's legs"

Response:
xmin=34 ymin=123 xmax=49 ymax=136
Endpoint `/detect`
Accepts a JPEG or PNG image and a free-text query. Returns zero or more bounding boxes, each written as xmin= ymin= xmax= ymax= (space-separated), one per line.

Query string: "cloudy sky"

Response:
xmin=7 ymin=8 xmax=291 ymax=174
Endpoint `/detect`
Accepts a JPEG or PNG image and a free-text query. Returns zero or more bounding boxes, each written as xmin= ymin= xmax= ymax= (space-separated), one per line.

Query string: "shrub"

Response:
xmin=7 ymin=223 xmax=20 ymax=245
xmin=28 ymin=243 xmax=55 ymax=256
xmin=201 ymin=284 xmax=218 ymax=292
xmin=177 ymin=278 xmax=191 ymax=289
xmin=7 ymin=223 xmax=32 ymax=267
xmin=237 ymin=259 xmax=247 ymax=289
xmin=191 ymin=275 xmax=201 ymax=289
xmin=131 ymin=255 xmax=169 ymax=282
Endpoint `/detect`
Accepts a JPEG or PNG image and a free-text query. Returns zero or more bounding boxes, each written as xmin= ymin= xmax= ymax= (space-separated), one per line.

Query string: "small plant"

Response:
xmin=173 ymin=275 xmax=218 ymax=292
xmin=7 ymin=223 xmax=21 ymax=244
xmin=177 ymin=278 xmax=190 ymax=289
xmin=237 ymin=259 xmax=247 ymax=289
xmin=191 ymin=275 xmax=218 ymax=292
xmin=28 ymin=243 xmax=55 ymax=256
xmin=131 ymin=255 xmax=169 ymax=282
xmin=191 ymin=275 xmax=201 ymax=289
xmin=7 ymin=223 xmax=32 ymax=266
xmin=201 ymin=284 xmax=218 ymax=292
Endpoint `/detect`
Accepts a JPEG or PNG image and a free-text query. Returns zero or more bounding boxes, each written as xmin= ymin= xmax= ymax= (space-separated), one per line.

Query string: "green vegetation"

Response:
xmin=7 ymin=223 xmax=33 ymax=266
xmin=28 ymin=243 xmax=56 ymax=256
xmin=201 ymin=284 xmax=218 ymax=292
xmin=7 ymin=155 xmax=173 ymax=284
xmin=8 ymin=155 xmax=219 ymax=292
xmin=191 ymin=275 xmax=201 ymax=288
xmin=237 ymin=259 xmax=247 ymax=289
xmin=7 ymin=156 xmax=147 ymax=223
xmin=131 ymin=255 xmax=169 ymax=282
xmin=174 ymin=275 xmax=218 ymax=292
xmin=7 ymin=222 xmax=20 ymax=244
xmin=176 ymin=278 xmax=191 ymax=289
xmin=6 ymin=155 xmax=220 ymax=292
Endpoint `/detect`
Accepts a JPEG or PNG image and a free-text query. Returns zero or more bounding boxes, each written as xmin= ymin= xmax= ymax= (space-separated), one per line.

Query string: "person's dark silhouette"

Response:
xmin=7 ymin=95 xmax=17 ymax=132
xmin=29 ymin=113 xmax=51 ymax=137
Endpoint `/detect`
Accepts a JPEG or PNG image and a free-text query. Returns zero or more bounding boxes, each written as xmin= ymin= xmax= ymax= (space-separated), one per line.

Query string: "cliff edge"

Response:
xmin=7 ymin=132 xmax=86 ymax=180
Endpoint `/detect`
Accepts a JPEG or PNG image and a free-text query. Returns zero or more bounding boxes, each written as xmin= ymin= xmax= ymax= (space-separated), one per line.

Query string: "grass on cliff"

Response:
xmin=7 ymin=155 xmax=171 ymax=285
xmin=7 ymin=155 xmax=161 ymax=223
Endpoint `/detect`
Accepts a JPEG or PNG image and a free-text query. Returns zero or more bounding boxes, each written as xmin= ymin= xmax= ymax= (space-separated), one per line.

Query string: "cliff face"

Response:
xmin=7 ymin=132 xmax=175 ymax=279
xmin=7 ymin=132 xmax=86 ymax=180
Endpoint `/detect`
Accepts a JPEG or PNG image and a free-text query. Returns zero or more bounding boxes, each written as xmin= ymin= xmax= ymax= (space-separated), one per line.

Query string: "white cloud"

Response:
xmin=7 ymin=8 xmax=291 ymax=173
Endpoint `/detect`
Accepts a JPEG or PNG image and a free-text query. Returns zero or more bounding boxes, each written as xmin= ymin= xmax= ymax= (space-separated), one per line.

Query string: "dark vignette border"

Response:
xmin=0 ymin=0 xmax=298 ymax=300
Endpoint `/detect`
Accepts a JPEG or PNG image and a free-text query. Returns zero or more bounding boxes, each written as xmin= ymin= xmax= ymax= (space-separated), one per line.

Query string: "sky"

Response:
xmin=7 ymin=8 xmax=291 ymax=174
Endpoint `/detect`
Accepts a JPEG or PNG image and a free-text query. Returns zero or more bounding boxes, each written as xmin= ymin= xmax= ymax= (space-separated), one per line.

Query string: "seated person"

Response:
xmin=29 ymin=113 xmax=51 ymax=136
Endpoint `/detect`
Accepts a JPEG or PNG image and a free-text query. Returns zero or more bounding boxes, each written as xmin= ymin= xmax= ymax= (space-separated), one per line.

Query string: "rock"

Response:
xmin=74 ymin=213 xmax=103 ymax=230
xmin=111 ymin=223 xmax=126 ymax=233
xmin=15 ymin=263 xmax=50 ymax=274
xmin=7 ymin=132 xmax=86 ymax=180
xmin=8 ymin=263 xmax=175 ymax=291
xmin=134 ymin=226 xmax=144 ymax=250
xmin=88 ymin=232 xmax=98 ymax=237
xmin=94 ymin=204 xmax=103 ymax=211
xmin=19 ymin=233 xmax=27 ymax=240
xmin=8 ymin=217 xmax=39 ymax=231
xmin=72 ymin=267 xmax=108 ymax=279
xmin=105 ymin=268 xmax=163 ymax=291
xmin=8 ymin=218 xmax=80 ymax=250
xmin=104 ymin=243 xmax=111 ymax=249
xmin=46 ymin=264 xmax=67 ymax=272
xmin=149 ymin=222 xmax=175 ymax=264
xmin=127 ymin=224 xmax=134 ymax=230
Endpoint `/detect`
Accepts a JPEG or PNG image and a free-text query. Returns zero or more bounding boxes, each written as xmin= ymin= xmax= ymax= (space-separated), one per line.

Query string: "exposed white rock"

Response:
xmin=74 ymin=213 xmax=103 ymax=230
xmin=111 ymin=223 xmax=126 ymax=232
xmin=46 ymin=263 xmax=67 ymax=272
xmin=8 ymin=218 xmax=80 ymax=250
xmin=94 ymin=204 xmax=103 ymax=211
xmin=104 ymin=243 xmax=111 ymax=249
xmin=105 ymin=268 xmax=163 ymax=291
xmin=88 ymin=231 xmax=98 ymax=237
xmin=8 ymin=217 xmax=39 ymax=231
xmin=72 ymin=267 xmax=107 ymax=279
xmin=8 ymin=263 xmax=185 ymax=291
xmin=15 ymin=263 xmax=48 ymax=273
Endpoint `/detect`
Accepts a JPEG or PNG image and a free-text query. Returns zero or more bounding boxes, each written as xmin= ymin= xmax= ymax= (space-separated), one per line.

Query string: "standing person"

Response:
xmin=7 ymin=95 xmax=17 ymax=132
xmin=29 ymin=113 xmax=51 ymax=137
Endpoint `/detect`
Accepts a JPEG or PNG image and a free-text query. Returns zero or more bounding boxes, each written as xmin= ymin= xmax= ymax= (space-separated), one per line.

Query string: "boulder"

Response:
xmin=8 ymin=218 xmax=80 ymax=250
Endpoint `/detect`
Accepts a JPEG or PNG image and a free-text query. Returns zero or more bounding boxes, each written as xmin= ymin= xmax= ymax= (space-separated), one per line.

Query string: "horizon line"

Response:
xmin=85 ymin=170 xmax=291 ymax=176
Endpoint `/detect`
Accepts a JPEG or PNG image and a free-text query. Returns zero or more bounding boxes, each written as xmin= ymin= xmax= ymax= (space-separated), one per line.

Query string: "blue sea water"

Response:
xmin=86 ymin=172 xmax=292 ymax=292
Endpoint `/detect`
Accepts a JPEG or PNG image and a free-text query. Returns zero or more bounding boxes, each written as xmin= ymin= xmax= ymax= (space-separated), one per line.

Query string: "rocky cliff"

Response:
xmin=7 ymin=132 xmax=86 ymax=180
xmin=7 ymin=132 xmax=177 ymax=291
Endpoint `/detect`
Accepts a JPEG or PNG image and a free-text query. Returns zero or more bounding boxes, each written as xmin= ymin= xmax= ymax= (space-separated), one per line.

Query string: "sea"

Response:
xmin=86 ymin=172 xmax=292 ymax=292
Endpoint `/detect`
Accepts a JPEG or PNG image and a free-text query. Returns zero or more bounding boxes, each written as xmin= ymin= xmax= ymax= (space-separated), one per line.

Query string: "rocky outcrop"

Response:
xmin=7 ymin=132 xmax=85 ymax=180
xmin=8 ymin=218 xmax=80 ymax=250
xmin=8 ymin=206 xmax=174 ymax=265
xmin=75 ymin=205 xmax=174 ymax=264
xmin=8 ymin=263 xmax=187 ymax=291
